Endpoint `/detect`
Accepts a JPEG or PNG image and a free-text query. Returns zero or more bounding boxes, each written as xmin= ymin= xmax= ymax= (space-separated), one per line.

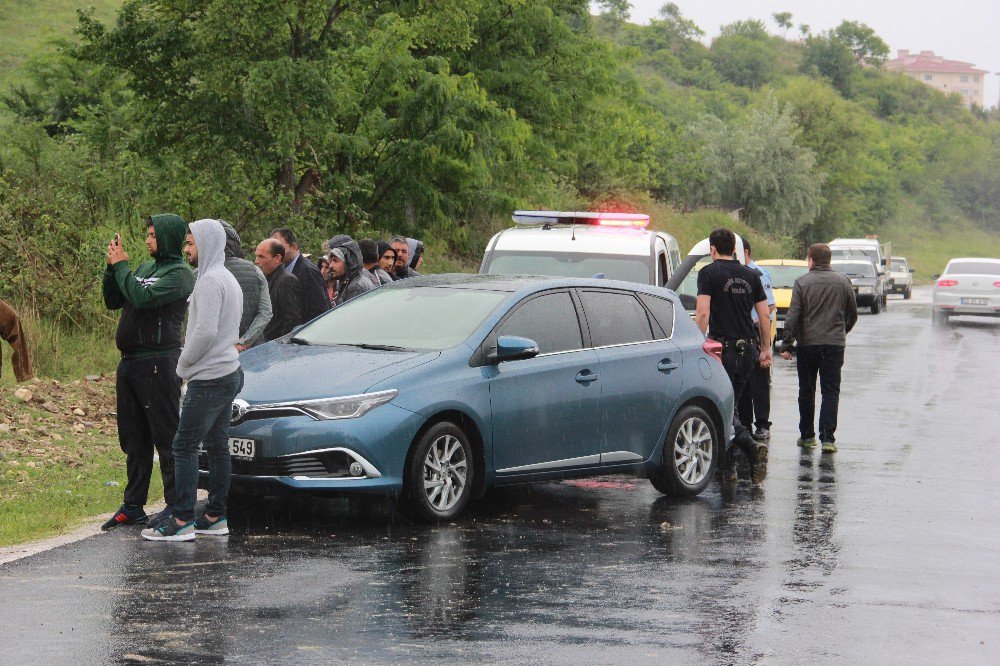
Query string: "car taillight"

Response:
xmin=703 ymin=339 xmax=723 ymax=363
xmin=993 ymin=281 xmax=1000 ymax=288
xmin=937 ymin=279 xmax=958 ymax=288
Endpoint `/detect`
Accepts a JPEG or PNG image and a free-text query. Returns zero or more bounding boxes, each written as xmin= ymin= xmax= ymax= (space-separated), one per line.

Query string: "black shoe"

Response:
xmin=147 ymin=507 xmax=174 ymax=529
xmin=101 ymin=504 xmax=148 ymax=530
xmin=752 ymin=427 xmax=770 ymax=442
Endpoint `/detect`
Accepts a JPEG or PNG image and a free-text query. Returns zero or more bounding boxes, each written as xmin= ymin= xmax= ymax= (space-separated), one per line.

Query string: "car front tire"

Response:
xmin=400 ymin=421 xmax=474 ymax=522
xmin=904 ymin=286 xmax=912 ymax=300
xmin=650 ymin=405 xmax=719 ymax=497
xmin=870 ymin=297 xmax=880 ymax=315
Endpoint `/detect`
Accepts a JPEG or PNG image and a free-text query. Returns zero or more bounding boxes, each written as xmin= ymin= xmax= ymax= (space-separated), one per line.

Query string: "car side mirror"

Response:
xmin=489 ymin=336 xmax=540 ymax=364
xmin=909 ymin=268 xmax=915 ymax=273
xmin=881 ymin=258 xmax=887 ymax=266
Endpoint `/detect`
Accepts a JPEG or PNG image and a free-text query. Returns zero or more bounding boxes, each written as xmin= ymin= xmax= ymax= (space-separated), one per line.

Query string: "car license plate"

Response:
xmin=198 ymin=438 xmax=256 ymax=460
xmin=961 ymin=298 xmax=988 ymax=305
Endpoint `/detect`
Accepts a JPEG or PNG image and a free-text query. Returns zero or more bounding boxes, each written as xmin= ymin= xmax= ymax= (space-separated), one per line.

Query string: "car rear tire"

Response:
xmin=650 ymin=405 xmax=719 ymax=497
xmin=400 ymin=421 xmax=474 ymax=522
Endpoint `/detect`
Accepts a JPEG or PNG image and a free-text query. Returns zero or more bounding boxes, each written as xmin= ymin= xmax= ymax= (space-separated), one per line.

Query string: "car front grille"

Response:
xmin=198 ymin=450 xmax=356 ymax=478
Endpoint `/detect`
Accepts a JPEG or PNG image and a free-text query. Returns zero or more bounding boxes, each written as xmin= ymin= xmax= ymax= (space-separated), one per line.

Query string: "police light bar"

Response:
xmin=512 ymin=210 xmax=650 ymax=229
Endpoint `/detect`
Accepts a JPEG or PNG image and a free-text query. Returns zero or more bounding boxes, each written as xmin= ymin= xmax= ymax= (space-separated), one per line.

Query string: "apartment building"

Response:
xmin=885 ymin=49 xmax=988 ymax=108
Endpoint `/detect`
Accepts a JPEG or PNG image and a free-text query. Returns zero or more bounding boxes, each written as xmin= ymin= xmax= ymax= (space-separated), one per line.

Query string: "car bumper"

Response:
xmin=200 ymin=403 xmax=427 ymax=496
xmin=854 ymin=292 xmax=877 ymax=306
xmin=933 ymin=292 xmax=1000 ymax=316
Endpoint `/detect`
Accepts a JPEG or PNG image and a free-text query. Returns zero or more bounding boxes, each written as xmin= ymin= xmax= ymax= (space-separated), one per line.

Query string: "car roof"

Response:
xmin=756 ymin=259 xmax=808 ymax=266
xmin=832 ymin=259 xmax=875 ymax=266
xmin=830 ymin=238 xmax=881 ymax=246
xmin=947 ymin=257 xmax=1000 ymax=263
xmin=389 ymin=272 xmax=680 ymax=300
xmin=489 ymin=225 xmax=675 ymax=257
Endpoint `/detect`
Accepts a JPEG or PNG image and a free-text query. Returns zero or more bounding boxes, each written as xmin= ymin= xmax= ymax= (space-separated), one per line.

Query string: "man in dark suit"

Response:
xmin=254 ymin=239 xmax=303 ymax=342
xmin=270 ymin=227 xmax=329 ymax=323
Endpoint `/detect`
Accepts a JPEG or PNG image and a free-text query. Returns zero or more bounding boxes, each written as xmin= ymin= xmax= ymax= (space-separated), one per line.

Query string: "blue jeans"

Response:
xmin=796 ymin=345 xmax=844 ymax=443
xmin=172 ymin=368 xmax=244 ymax=522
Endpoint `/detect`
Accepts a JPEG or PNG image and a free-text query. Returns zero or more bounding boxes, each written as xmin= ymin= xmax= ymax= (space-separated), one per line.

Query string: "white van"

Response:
xmin=479 ymin=211 xmax=682 ymax=287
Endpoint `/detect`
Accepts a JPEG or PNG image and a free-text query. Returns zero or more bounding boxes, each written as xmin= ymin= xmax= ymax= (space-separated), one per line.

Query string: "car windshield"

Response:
xmin=833 ymin=262 xmax=875 ymax=278
xmin=485 ymin=251 xmax=649 ymax=284
xmin=764 ymin=265 xmax=808 ymax=289
xmin=945 ymin=261 xmax=1000 ymax=276
xmin=891 ymin=260 xmax=907 ymax=272
xmin=832 ymin=247 xmax=878 ymax=262
xmin=295 ymin=287 xmax=509 ymax=351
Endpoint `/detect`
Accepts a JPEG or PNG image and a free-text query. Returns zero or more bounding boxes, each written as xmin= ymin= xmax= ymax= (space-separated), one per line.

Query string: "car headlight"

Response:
xmin=284 ymin=389 xmax=398 ymax=420
xmin=857 ymin=286 xmax=873 ymax=294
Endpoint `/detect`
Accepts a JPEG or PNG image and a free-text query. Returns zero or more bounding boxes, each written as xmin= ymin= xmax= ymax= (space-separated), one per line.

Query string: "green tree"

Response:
xmin=800 ymin=31 xmax=858 ymax=95
xmin=833 ymin=20 xmax=889 ymax=67
xmin=772 ymin=12 xmax=793 ymax=38
xmin=693 ymin=96 xmax=822 ymax=238
xmin=719 ymin=19 xmax=769 ymax=41
xmin=710 ymin=35 xmax=776 ymax=88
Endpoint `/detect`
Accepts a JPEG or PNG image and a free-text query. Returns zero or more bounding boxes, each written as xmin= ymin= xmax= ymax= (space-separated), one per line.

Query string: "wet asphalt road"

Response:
xmin=2 ymin=287 xmax=999 ymax=664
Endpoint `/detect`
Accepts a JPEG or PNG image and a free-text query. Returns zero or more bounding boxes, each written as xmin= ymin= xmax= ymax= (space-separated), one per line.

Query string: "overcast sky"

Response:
xmin=618 ymin=1 xmax=999 ymax=108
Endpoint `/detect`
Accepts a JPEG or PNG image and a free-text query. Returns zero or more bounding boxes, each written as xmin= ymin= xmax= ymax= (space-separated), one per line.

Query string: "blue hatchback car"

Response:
xmin=209 ymin=274 xmax=734 ymax=521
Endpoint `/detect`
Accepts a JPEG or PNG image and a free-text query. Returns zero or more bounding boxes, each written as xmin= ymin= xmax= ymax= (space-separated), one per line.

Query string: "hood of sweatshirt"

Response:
xmin=189 ymin=219 xmax=227 ymax=281
xmin=327 ymin=234 xmax=363 ymax=280
xmin=220 ymin=220 xmax=245 ymax=260
xmin=148 ymin=213 xmax=187 ymax=264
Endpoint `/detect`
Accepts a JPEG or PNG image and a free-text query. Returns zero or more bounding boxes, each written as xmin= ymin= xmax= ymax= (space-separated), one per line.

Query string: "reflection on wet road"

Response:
xmin=2 ymin=288 xmax=998 ymax=663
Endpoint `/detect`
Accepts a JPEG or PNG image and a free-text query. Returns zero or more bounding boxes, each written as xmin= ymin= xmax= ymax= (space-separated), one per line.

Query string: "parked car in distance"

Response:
xmin=830 ymin=238 xmax=890 ymax=310
xmin=214 ymin=274 xmax=735 ymax=522
xmin=755 ymin=259 xmax=809 ymax=342
xmin=832 ymin=259 xmax=885 ymax=314
xmin=931 ymin=258 xmax=1000 ymax=325
xmin=479 ymin=211 xmax=682 ymax=288
xmin=888 ymin=256 xmax=914 ymax=299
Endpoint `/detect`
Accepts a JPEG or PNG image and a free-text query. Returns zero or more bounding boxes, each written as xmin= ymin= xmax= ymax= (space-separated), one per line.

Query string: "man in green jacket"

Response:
xmin=100 ymin=214 xmax=195 ymax=530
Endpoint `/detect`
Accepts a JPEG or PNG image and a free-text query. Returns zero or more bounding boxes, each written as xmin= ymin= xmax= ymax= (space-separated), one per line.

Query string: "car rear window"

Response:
xmin=579 ymin=291 xmax=654 ymax=347
xmin=945 ymin=262 xmax=1000 ymax=276
xmin=637 ymin=294 xmax=675 ymax=339
xmin=765 ymin=265 xmax=809 ymax=289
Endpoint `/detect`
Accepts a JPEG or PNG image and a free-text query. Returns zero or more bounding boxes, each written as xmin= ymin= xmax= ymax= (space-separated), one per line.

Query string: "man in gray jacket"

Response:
xmin=327 ymin=235 xmax=377 ymax=305
xmin=142 ymin=219 xmax=244 ymax=542
xmin=219 ymin=221 xmax=271 ymax=350
xmin=780 ymin=243 xmax=858 ymax=453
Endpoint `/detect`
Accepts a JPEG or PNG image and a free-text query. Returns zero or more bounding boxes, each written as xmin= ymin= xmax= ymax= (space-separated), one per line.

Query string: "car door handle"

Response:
xmin=657 ymin=359 xmax=679 ymax=372
xmin=575 ymin=370 xmax=599 ymax=384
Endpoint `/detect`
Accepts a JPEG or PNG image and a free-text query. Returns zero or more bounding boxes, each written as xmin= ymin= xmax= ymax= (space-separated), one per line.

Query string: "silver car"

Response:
xmin=888 ymin=256 xmax=914 ymax=299
xmin=932 ymin=258 xmax=1000 ymax=325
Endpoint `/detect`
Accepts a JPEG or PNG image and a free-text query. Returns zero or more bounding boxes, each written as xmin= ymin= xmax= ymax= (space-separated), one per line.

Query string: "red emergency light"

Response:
xmin=512 ymin=210 xmax=650 ymax=229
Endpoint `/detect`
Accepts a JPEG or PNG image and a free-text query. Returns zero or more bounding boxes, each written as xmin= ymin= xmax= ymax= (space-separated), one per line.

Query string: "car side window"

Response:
xmin=638 ymin=294 xmax=675 ymax=339
xmin=579 ymin=291 xmax=654 ymax=347
xmin=496 ymin=292 xmax=583 ymax=354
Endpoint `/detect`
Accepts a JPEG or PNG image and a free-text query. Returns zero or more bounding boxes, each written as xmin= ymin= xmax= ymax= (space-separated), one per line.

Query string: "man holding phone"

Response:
xmin=101 ymin=214 xmax=195 ymax=530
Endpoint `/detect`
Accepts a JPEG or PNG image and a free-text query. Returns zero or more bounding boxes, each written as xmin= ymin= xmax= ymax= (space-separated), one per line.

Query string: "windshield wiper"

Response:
xmin=288 ymin=337 xmax=311 ymax=345
xmin=344 ymin=343 xmax=411 ymax=352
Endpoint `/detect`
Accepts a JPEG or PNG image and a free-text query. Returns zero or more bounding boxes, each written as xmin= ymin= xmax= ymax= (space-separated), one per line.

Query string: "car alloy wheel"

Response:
xmin=422 ymin=434 xmax=468 ymax=513
xmin=673 ymin=416 xmax=713 ymax=486
xmin=402 ymin=421 xmax=475 ymax=522
xmin=650 ymin=404 xmax=719 ymax=497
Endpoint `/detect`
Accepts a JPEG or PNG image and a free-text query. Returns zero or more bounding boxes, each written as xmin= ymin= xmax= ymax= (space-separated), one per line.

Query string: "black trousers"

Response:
xmin=720 ymin=343 xmax=756 ymax=447
xmin=737 ymin=363 xmax=771 ymax=431
xmin=115 ymin=353 xmax=181 ymax=507
xmin=796 ymin=344 xmax=845 ymax=443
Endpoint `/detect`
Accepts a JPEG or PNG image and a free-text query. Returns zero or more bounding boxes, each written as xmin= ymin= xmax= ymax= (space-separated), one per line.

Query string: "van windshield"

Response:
xmin=484 ymin=251 xmax=650 ymax=284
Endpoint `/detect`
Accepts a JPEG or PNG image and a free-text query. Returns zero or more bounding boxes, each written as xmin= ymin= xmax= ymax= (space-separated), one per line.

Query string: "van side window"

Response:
xmin=658 ymin=253 xmax=669 ymax=287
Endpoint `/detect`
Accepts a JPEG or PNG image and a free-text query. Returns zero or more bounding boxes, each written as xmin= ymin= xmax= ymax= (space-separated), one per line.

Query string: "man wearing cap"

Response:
xmin=101 ymin=214 xmax=194 ymax=530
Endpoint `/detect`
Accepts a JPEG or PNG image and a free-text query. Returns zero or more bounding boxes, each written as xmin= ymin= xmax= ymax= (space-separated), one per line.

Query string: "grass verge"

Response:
xmin=0 ymin=376 xmax=160 ymax=547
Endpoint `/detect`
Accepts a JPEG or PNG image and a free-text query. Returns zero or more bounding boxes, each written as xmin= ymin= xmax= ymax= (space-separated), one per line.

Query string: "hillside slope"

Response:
xmin=0 ymin=0 xmax=122 ymax=89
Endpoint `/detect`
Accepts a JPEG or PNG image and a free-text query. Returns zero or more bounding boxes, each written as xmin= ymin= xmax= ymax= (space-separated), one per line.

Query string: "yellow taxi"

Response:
xmin=756 ymin=259 xmax=809 ymax=345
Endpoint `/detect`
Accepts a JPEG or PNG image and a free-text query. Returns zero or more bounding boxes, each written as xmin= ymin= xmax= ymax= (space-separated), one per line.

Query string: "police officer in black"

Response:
xmin=695 ymin=228 xmax=772 ymax=484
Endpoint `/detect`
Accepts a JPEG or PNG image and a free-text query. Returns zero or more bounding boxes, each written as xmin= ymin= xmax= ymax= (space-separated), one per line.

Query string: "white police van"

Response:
xmin=479 ymin=210 xmax=682 ymax=287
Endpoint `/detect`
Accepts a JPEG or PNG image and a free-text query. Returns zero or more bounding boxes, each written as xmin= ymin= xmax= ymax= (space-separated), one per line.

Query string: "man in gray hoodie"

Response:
xmin=219 ymin=221 xmax=272 ymax=350
xmin=142 ymin=219 xmax=243 ymax=542
xmin=327 ymin=234 xmax=377 ymax=305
